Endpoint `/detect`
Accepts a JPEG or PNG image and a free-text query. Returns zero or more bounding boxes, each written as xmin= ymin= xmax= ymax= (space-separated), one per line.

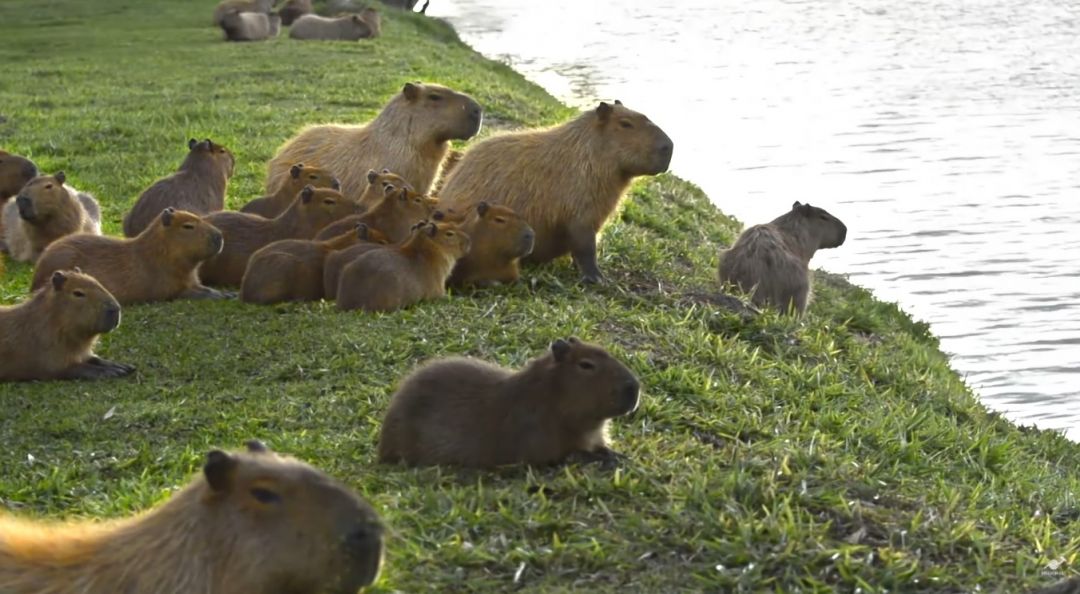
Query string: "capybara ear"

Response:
xmin=383 ymin=183 xmax=397 ymax=197
xmin=290 ymin=164 xmax=303 ymax=179
xmin=355 ymin=223 xmax=369 ymax=240
xmin=402 ymin=82 xmax=421 ymax=101
xmin=366 ymin=169 xmax=378 ymax=184
xmin=551 ymin=339 xmax=572 ymax=362
xmin=614 ymin=99 xmax=623 ymax=106
xmin=301 ymin=185 xmax=315 ymax=203
xmin=596 ymin=101 xmax=613 ymax=121
xmin=203 ymin=450 xmax=238 ymax=493
xmin=73 ymin=266 xmax=83 ymax=274
xmin=54 ymin=171 xmax=66 ymax=185
xmin=397 ymin=187 xmax=410 ymax=201
xmin=381 ymin=168 xmax=390 ymax=174
xmin=245 ymin=439 xmax=269 ymax=453
xmin=51 ymin=270 xmax=67 ymax=291
xmin=161 ymin=207 xmax=175 ymax=227
xmin=426 ymin=221 xmax=438 ymax=237
xmin=476 ymin=201 xmax=490 ymax=217
xmin=432 ymin=210 xmax=446 ymax=221
xmin=792 ymin=201 xmax=803 ymax=210
xmin=352 ymin=14 xmax=362 ymax=23
xmin=567 ymin=336 xmax=580 ymax=344
xmin=410 ymin=220 xmax=426 ymax=232
xmin=188 ymin=138 xmax=198 ymax=150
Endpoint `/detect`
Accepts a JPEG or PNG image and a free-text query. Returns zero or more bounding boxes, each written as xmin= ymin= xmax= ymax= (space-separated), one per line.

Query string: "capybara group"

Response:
xmin=357 ymin=168 xmax=414 ymax=213
xmin=220 ymin=10 xmax=281 ymax=41
xmin=2 ymin=171 xmax=102 ymax=263
xmin=289 ymin=12 xmax=377 ymax=41
xmin=440 ymin=201 xmax=535 ymax=287
xmin=316 ymin=184 xmax=435 ymax=244
xmin=239 ymin=162 xmax=340 ymax=219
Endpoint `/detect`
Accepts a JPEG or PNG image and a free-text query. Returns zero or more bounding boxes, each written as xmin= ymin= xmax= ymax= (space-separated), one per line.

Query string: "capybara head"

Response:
xmin=186 ymin=137 xmax=236 ymax=178
xmin=201 ymin=440 xmax=385 ymax=593
xmin=365 ymin=168 xmax=413 ymax=195
xmin=15 ymin=171 xmax=70 ymax=223
xmin=355 ymin=223 xmax=390 ymax=245
xmin=46 ymin=269 xmax=122 ymax=337
xmin=786 ymin=201 xmax=847 ymax=249
xmin=593 ymin=100 xmax=673 ymax=177
xmin=0 ymin=151 xmax=38 ymax=199
xmin=153 ymin=208 xmax=225 ymax=262
xmin=547 ymin=337 xmax=640 ymax=420
xmin=420 ymin=220 xmax=471 ymax=258
xmin=466 ymin=201 xmax=535 ymax=259
xmin=397 ymin=82 xmax=483 ymax=143
xmin=298 ymin=185 xmax=361 ymax=227
xmin=289 ymin=163 xmax=341 ymax=192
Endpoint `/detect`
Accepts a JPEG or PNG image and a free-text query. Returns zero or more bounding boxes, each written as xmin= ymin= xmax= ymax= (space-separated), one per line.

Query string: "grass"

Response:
xmin=1 ymin=1 xmax=1079 ymax=592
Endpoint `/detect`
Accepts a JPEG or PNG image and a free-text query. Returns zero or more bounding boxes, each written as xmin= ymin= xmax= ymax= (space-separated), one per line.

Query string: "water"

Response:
xmin=426 ymin=0 xmax=1080 ymax=437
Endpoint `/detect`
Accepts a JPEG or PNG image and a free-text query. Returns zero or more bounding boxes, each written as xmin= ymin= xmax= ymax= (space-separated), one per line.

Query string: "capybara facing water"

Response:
xmin=289 ymin=13 xmax=376 ymax=41
xmin=717 ymin=201 xmax=847 ymax=315
xmin=2 ymin=172 xmax=102 ymax=263
xmin=220 ymin=10 xmax=281 ymax=41
xmin=0 ymin=440 xmax=385 ymax=594
xmin=240 ymin=163 xmax=341 ymax=219
xmin=377 ymin=337 xmax=640 ymax=467
xmin=439 ymin=100 xmax=673 ymax=283
xmin=436 ymin=201 xmax=535 ymax=287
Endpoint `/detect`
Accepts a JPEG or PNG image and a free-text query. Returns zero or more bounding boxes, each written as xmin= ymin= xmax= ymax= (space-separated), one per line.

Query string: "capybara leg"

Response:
xmin=568 ymin=227 xmax=603 ymax=284
xmin=59 ymin=358 xmax=135 ymax=380
xmin=87 ymin=356 xmax=136 ymax=377
xmin=566 ymin=446 xmax=625 ymax=469
xmin=180 ymin=285 xmax=236 ymax=300
xmin=0 ymin=239 xmax=7 ymax=254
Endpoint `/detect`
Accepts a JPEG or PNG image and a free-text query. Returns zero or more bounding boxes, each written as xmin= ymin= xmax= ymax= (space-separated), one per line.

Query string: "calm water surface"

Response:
xmin=428 ymin=0 xmax=1080 ymax=437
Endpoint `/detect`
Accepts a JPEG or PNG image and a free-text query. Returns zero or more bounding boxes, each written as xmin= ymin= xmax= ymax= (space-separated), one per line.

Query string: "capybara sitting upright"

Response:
xmin=315 ymin=184 xmax=435 ymax=244
xmin=0 ymin=151 xmax=38 ymax=200
xmin=439 ymin=100 xmax=673 ymax=283
xmin=0 ymin=270 xmax=133 ymax=381
xmin=2 ymin=172 xmax=102 ymax=263
xmin=289 ymin=13 xmax=374 ymax=41
xmin=239 ymin=163 xmax=340 ymax=218
xmin=123 ymin=138 xmax=235 ymax=237
xmin=718 ymin=201 xmax=847 ymax=315
xmin=378 ymin=337 xmax=640 ymax=467
xmin=278 ymin=0 xmax=312 ymax=26
xmin=266 ymin=82 xmax=483 ymax=198
xmin=0 ymin=440 xmax=385 ymax=594
xmin=32 ymin=208 xmax=228 ymax=305
xmin=212 ymin=0 xmax=272 ymax=25
xmin=438 ymin=201 xmax=535 ymax=287
xmin=220 ymin=10 xmax=281 ymax=41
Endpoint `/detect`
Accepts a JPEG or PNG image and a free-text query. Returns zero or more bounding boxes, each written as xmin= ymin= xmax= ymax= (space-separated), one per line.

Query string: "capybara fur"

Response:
xmin=212 ymin=0 xmax=272 ymax=25
xmin=0 ymin=440 xmax=384 ymax=594
xmin=436 ymin=201 xmax=535 ymax=287
xmin=220 ymin=10 xmax=281 ymax=41
xmin=2 ymin=172 xmax=102 ymax=263
xmin=32 ymin=208 xmax=228 ymax=305
xmin=123 ymin=138 xmax=235 ymax=238
xmin=336 ymin=220 xmax=469 ymax=312
xmin=289 ymin=13 xmax=374 ymax=41
xmin=320 ymin=228 xmax=392 ymax=299
xmin=358 ymin=7 xmax=381 ymax=37
xmin=316 ymin=184 xmax=435 ymax=243
xmin=266 ymin=82 xmax=483 ymax=198
xmin=377 ymin=337 xmax=640 ymax=467
xmin=240 ymin=163 xmax=340 ymax=219
xmin=356 ymin=168 xmax=414 ymax=213
xmin=439 ymin=100 xmax=673 ymax=283
xmin=0 ymin=151 xmax=38 ymax=200
xmin=200 ymin=186 xmax=359 ymax=287
xmin=278 ymin=0 xmax=312 ymax=26
xmin=432 ymin=148 xmax=463 ymax=195
xmin=717 ymin=201 xmax=847 ymax=315
xmin=0 ymin=270 xmax=132 ymax=381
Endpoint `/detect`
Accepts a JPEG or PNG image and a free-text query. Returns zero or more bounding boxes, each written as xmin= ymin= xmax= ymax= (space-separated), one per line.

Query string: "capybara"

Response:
xmin=431 ymin=148 xmax=463 ymax=195
xmin=437 ymin=201 xmax=535 ymax=287
xmin=336 ymin=220 xmax=469 ymax=312
xmin=212 ymin=0 xmax=272 ymax=25
xmin=377 ymin=337 xmax=640 ymax=467
xmin=0 ymin=270 xmax=132 ymax=381
xmin=278 ymin=0 xmax=312 ymax=25
xmin=220 ymin=10 xmax=281 ymax=41
xmin=320 ymin=228 xmax=392 ymax=299
xmin=123 ymin=138 xmax=235 ymax=238
xmin=717 ymin=201 xmax=847 ymax=315
xmin=200 ymin=185 xmax=359 ymax=287
xmin=239 ymin=163 xmax=340 ymax=219
xmin=2 ymin=172 xmax=102 ymax=263
xmin=0 ymin=440 xmax=385 ymax=594
xmin=0 ymin=151 xmax=38 ymax=200
xmin=439 ymin=100 xmax=673 ymax=283
xmin=32 ymin=208 xmax=228 ymax=305
xmin=266 ymin=82 xmax=483 ymax=198
xmin=289 ymin=13 xmax=374 ymax=41
xmin=356 ymin=168 xmax=414 ymax=213
xmin=357 ymin=7 xmax=381 ymax=37
xmin=315 ymin=184 xmax=435 ymax=244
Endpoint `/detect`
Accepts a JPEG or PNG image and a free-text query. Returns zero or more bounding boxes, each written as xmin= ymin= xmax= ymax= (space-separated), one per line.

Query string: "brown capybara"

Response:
xmin=439 ymin=100 xmax=673 ymax=283
xmin=718 ymin=201 xmax=847 ymax=315
xmin=356 ymin=168 xmax=414 ymax=213
xmin=436 ymin=201 xmax=535 ymax=287
xmin=377 ymin=337 xmax=640 ymax=467
xmin=316 ymin=185 xmax=435 ymax=244
xmin=358 ymin=7 xmax=381 ymax=37
xmin=239 ymin=163 xmax=340 ymax=219
xmin=0 ymin=440 xmax=385 ymax=594
xmin=0 ymin=151 xmax=38 ymax=200
xmin=336 ymin=220 xmax=469 ymax=312
xmin=200 ymin=185 xmax=359 ymax=287
xmin=220 ymin=10 xmax=281 ymax=41
xmin=266 ymin=82 xmax=483 ymax=198
xmin=321 ymin=228 xmax=392 ymax=299
xmin=289 ymin=13 xmax=373 ymax=40
xmin=32 ymin=208 xmax=228 ymax=305
xmin=0 ymin=270 xmax=133 ymax=381
xmin=278 ymin=0 xmax=312 ymax=26
xmin=123 ymin=138 xmax=235 ymax=238
xmin=212 ymin=0 xmax=272 ymax=25
xmin=2 ymin=172 xmax=102 ymax=263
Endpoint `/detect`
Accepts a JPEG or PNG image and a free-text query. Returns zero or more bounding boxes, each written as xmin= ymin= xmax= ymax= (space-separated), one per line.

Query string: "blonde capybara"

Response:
xmin=717 ymin=201 xmax=847 ymax=315
xmin=266 ymin=82 xmax=483 ymax=198
xmin=2 ymin=172 xmax=102 ymax=263
xmin=220 ymin=10 xmax=281 ymax=41
xmin=315 ymin=184 xmax=435 ymax=244
xmin=239 ymin=163 xmax=341 ymax=219
xmin=439 ymin=100 xmax=673 ymax=283
xmin=278 ymin=0 xmax=312 ymax=26
xmin=289 ymin=13 xmax=374 ymax=41
xmin=31 ymin=208 xmax=228 ymax=305
xmin=123 ymin=138 xmax=235 ymax=237
xmin=437 ymin=201 xmax=535 ymax=287
xmin=356 ymin=168 xmax=414 ymax=213
xmin=0 ymin=151 xmax=38 ymax=199
xmin=0 ymin=440 xmax=385 ymax=594
xmin=377 ymin=337 xmax=640 ymax=468
xmin=212 ymin=0 xmax=272 ymax=25
xmin=0 ymin=270 xmax=133 ymax=381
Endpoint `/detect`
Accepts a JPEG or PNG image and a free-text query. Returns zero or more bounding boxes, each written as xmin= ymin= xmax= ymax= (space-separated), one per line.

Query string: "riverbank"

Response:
xmin=0 ymin=1 xmax=1078 ymax=591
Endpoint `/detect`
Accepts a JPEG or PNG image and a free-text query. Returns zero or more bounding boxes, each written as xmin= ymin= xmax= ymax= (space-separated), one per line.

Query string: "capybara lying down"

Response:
xmin=220 ymin=10 xmax=281 ymax=41
xmin=289 ymin=13 xmax=375 ymax=41
xmin=2 ymin=171 xmax=101 ymax=263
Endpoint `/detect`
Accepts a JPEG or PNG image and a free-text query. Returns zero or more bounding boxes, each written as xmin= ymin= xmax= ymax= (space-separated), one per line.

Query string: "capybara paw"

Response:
xmin=580 ymin=272 xmax=604 ymax=285
xmin=567 ymin=447 xmax=625 ymax=469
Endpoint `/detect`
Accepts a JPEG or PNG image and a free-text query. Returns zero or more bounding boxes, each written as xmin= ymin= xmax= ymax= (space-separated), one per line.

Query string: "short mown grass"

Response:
xmin=1 ymin=1 xmax=1078 ymax=592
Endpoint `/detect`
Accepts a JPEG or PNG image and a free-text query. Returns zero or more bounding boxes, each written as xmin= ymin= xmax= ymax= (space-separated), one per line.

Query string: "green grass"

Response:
xmin=1 ymin=1 xmax=1079 ymax=592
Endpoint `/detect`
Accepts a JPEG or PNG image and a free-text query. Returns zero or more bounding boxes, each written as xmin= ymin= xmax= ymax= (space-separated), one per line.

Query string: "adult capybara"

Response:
xmin=289 ymin=13 xmax=374 ymax=41
xmin=0 ymin=151 xmax=38 ymax=200
xmin=123 ymin=138 xmax=235 ymax=237
xmin=2 ymin=172 xmax=102 ymax=263
xmin=439 ymin=100 xmax=673 ymax=283
xmin=357 ymin=7 xmax=381 ymax=37
xmin=315 ymin=185 xmax=435 ymax=244
xmin=437 ymin=201 xmax=535 ymax=287
xmin=0 ymin=270 xmax=132 ymax=381
xmin=32 ymin=208 xmax=228 ymax=305
xmin=220 ymin=10 xmax=281 ymax=41
xmin=717 ymin=201 xmax=847 ymax=315
xmin=357 ymin=168 xmax=414 ymax=213
xmin=266 ymin=82 xmax=482 ymax=198
xmin=0 ymin=440 xmax=385 ymax=594
xmin=378 ymin=337 xmax=640 ymax=467
xmin=240 ymin=163 xmax=340 ymax=219
xmin=212 ymin=0 xmax=272 ymax=25
xmin=278 ymin=0 xmax=312 ymax=25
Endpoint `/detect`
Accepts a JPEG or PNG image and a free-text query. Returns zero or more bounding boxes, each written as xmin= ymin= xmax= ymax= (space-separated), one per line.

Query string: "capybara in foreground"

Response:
xmin=315 ymin=184 xmax=435 ymax=243
xmin=266 ymin=82 xmax=483 ymax=198
xmin=0 ymin=270 xmax=132 ymax=381
xmin=0 ymin=151 xmax=38 ymax=200
xmin=717 ymin=201 xmax=847 ymax=315
xmin=377 ymin=338 xmax=640 ymax=467
xmin=220 ymin=10 xmax=281 ymax=41
xmin=123 ymin=138 xmax=235 ymax=237
xmin=278 ymin=0 xmax=312 ymax=26
xmin=357 ymin=168 xmax=414 ymax=213
xmin=0 ymin=440 xmax=385 ymax=593
xmin=240 ymin=162 xmax=340 ymax=218
xmin=2 ymin=172 xmax=102 ymax=263
xmin=212 ymin=0 xmax=272 ymax=25
xmin=289 ymin=13 xmax=374 ymax=41
xmin=32 ymin=208 xmax=228 ymax=304
xmin=438 ymin=201 xmax=535 ymax=287
xmin=439 ymin=100 xmax=673 ymax=283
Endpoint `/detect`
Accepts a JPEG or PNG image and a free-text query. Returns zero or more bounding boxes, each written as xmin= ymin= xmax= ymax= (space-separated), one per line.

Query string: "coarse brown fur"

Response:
xmin=212 ymin=0 xmax=272 ymax=25
xmin=0 ymin=151 xmax=38 ymax=200
xmin=277 ymin=0 xmax=312 ymax=26
xmin=321 ymin=230 xmax=392 ymax=299
xmin=316 ymin=184 xmax=435 ymax=243
xmin=436 ymin=201 xmax=534 ymax=287
xmin=219 ymin=10 xmax=281 ymax=41
xmin=2 ymin=172 xmax=102 ymax=263
xmin=431 ymin=148 xmax=463 ymax=195
xmin=240 ymin=163 xmax=340 ymax=219
xmin=0 ymin=441 xmax=384 ymax=594
xmin=377 ymin=337 xmax=640 ymax=467
xmin=717 ymin=201 xmax=847 ymax=315
xmin=356 ymin=168 xmax=414 ymax=213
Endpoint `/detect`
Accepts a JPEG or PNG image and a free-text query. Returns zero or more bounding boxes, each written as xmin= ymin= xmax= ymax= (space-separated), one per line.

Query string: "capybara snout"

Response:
xmin=101 ymin=303 xmax=121 ymax=333
xmin=14 ymin=194 xmax=33 ymax=220
xmin=653 ymin=128 xmax=674 ymax=174
xmin=619 ymin=377 xmax=641 ymax=415
xmin=344 ymin=521 xmax=386 ymax=589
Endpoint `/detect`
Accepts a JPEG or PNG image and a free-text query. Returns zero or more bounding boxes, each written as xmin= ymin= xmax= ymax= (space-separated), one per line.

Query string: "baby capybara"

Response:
xmin=240 ymin=163 xmax=340 ymax=219
xmin=438 ymin=201 xmax=535 ymax=287
xmin=316 ymin=184 xmax=436 ymax=244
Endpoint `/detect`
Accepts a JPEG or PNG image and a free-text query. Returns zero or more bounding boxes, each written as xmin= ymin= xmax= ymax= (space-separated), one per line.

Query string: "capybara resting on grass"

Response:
xmin=266 ymin=82 xmax=483 ymax=198
xmin=240 ymin=163 xmax=340 ymax=219
xmin=357 ymin=168 xmax=414 ymax=213
xmin=278 ymin=0 xmax=312 ymax=26
xmin=2 ymin=172 xmax=102 ymax=263
xmin=320 ymin=228 xmax=392 ymax=299
xmin=0 ymin=440 xmax=385 ymax=594
xmin=438 ymin=100 xmax=673 ymax=283
xmin=220 ymin=10 xmax=281 ymax=41
xmin=437 ymin=201 xmax=534 ymax=287
xmin=377 ymin=337 xmax=640 ymax=467
xmin=289 ymin=13 xmax=375 ymax=41
xmin=315 ymin=184 xmax=435 ymax=243
xmin=0 ymin=270 xmax=132 ymax=381
xmin=212 ymin=0 xmax=272 ymax=25
xmin=717 ymin=201 xmax=847 ymax=315
xmin=0 ymin=151 xmax=38 ymax=200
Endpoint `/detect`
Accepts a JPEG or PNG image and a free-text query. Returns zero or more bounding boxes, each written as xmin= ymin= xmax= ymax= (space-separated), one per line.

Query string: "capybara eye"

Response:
xmin=445 ymin=231 xmax=455 ymax=237
xmin=309 ymin=175 xmax=317 ymax=180
xmin=578 ymin=360 xmax=596 ymax=371
xmin=618 ymin=120 xmax=634 ymax=130
xmin=428 ymin=93 xmax=442 ymax=101
xmin=182 ymin=223 xmax=196 ymax=230
xmin=323 ymin=199 xmax=336 ymax=205
xmin=72 ymin=290 xmax=86 ymax=298
xmin=250 ymin=487 xmax=282 ymax=504
xmin=494 ymin=217 xmax=507 ymax=224
xmin=45 ymin=184 xmax=53 ymax=189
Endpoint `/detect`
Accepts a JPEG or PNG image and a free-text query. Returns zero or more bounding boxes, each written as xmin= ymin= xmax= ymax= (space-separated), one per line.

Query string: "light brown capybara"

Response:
xmin=278 ymin=0 xmax=312 ymax=26
xmin=123 ymin=138 xmax=235 ymax=238
xmin=200 ymin=185 xmax=360 ymax=287
xmin=435 ymin=201 xmax=535 ymax=287
xmin=289 ymin=13 xmax=373 ymax=41
xmin=212 ymin=0 xmax=272 ymax=25
xmin=357 ymin=7 xmax=381 ymax=37
xmin=315 ymin=185 xmax=435 ymax=244
xmin=266 ymin=82 xmax=483 ymax=199
xmin=377 ymin=337 xmax=640 ymax=468
xmin=0 ymin=270 xmax=133 ymax=381
xmin=356 ymin=168 xmax=414 ymax=213
xmin=239 ymin=163 xmax=340 ymax=219
xmin=717 ymin=201 xmax=847 ymax=315
xmin=220 ymin=10 xmax=281 ymax=41
xmin=0 ymin=440 xmax=385 ymax=594
xmin=2 ymin=172 xmax=102 ymax=263
xmin=320 ymin=228 xmax=392 ymax=299
xmin=31 ymin=208 xmax=228 ymax=305
xmin=336 ymin=220 xmax=469 ymax=312
xmin=439 ymin=100 xmax=673 ymax=283
xmin=0 ymin=151 xmax=38 ymax=200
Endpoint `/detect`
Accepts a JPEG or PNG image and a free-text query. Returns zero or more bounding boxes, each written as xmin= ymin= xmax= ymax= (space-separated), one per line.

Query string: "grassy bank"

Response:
xmin=1 ymin=1 xmax=1078 ymax=591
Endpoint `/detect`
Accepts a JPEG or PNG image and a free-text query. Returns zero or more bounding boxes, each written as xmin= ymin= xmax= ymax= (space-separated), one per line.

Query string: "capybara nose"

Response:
xmin=15 ymin=195 xmax=34 ymax=220
xmin=210 ymin=232 xmax=225 ymax=254
xmin=345 ymin=523 xmax=384 ymax=585
xmin=331 ymin=178 xmax=341 ymax=191
xmin=22 ymin=162 xmax=38 ymax=180
xmin=103 ymin=306 xmax=121 ymax=332
xmin=620 ymin=378 xmax=641 ymax=414
xmin=520 ymin=230 xmax=535 ymax=256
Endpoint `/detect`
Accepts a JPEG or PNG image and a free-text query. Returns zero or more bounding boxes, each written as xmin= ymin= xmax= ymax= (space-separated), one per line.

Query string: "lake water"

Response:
xmin=426 ymin=0 xmax=1080 ymax=438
